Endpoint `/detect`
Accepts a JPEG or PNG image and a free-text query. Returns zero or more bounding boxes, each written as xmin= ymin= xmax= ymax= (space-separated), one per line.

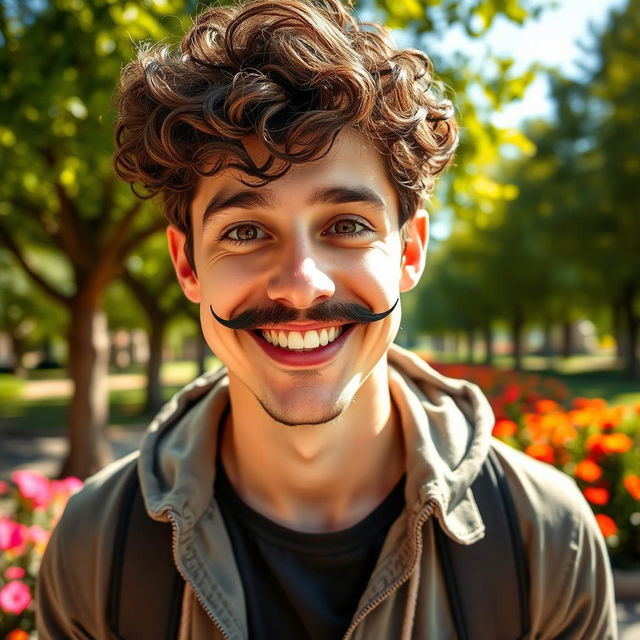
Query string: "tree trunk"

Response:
xmin=541 ymin=316 xmax=554 ymax=357
xmin=613 ymin=299 xmax=626 ymax=360
xmin=622 ymin=281 xmax=638 ymax=379
xmin=60 ymin=293 xmax=112 ymax=479
xmin=561 ymin=320 xmax=573 ymax=359
xmin=483 ymin=323 xmax=493 ymax=366
xmin=512 ymin=308 xmax=524 ymax=371
xmin=9 ymin=333 xmax=27 ymax=378
xmin=145 ymin=319 xmax=166 ymax=413
xmin=466 ymin=326 xmax=476 ymax=364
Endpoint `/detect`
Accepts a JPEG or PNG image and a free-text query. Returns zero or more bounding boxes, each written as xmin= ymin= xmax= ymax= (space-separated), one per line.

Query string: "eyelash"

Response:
xmin=217 ymin=217 xmax=374 ymax=245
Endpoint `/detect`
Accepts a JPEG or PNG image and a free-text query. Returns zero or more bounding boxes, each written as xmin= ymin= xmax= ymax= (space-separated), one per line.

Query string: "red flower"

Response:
xmin=574 ymin=460 xmax=603 ymax=483
xmin=503 ymin=385 xmax=520 ymax=404
xmin=583 ymin=487 xmax=610 ymax=505
xmin=525 ymin=443 xmax=555 ymax=464
xmin=595 ymin=514 xmax=618 ymax=538
xmin=623 ymin=475 xmax=640 ymax=501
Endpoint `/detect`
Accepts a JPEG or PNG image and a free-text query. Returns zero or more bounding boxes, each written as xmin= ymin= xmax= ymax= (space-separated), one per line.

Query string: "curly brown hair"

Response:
xmin=113 ymin=0 xmax=458 ymax=267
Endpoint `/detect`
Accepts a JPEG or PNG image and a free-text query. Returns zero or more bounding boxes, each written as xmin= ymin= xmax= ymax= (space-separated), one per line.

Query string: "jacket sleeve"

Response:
xmin=538 ymin=491 xmax=618 ymax=640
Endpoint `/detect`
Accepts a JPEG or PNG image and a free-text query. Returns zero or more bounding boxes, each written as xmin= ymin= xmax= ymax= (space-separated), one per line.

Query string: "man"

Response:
xmin=37 ymin=0 xmax=616 ymax=638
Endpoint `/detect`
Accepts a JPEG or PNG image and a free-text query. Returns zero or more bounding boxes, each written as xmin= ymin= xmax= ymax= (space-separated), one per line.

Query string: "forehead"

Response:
xmin=190 ymin=128 xmax=399 ymax=227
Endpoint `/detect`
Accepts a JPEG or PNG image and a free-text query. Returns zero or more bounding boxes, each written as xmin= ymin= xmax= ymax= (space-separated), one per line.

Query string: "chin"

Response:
xmin=256 ymin=382 xmax=357 ymax=427
xmin=256 ymin=395 xmax=348 ymax=427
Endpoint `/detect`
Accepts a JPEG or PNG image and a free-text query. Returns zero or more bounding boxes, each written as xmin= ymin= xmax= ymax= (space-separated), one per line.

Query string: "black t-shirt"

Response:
xmin=215 ymin=463 xmax=405 ymax=640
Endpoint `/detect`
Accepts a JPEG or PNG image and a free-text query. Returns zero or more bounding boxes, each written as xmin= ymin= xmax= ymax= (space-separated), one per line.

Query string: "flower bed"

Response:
xmin=428 ymin=360 xmax=640 ymax=569
xmin=0 ymin=472 xmax=82 ymax=638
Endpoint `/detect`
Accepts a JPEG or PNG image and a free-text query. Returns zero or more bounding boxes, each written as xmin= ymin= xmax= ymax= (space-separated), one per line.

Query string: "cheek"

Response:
xmin=351 ymin=247 xmax=403 ymax=300
xmin=200 ymin=256 xmax=268 ymax=314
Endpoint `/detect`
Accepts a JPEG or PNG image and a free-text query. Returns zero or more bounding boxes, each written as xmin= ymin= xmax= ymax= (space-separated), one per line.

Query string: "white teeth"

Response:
xmin=261 ymin=326 xmax=345 ymax=351
xmin=287 ymin=331 xmax=304 ymax=350
xmin=303 ymin=330 xmax=320 ymax=349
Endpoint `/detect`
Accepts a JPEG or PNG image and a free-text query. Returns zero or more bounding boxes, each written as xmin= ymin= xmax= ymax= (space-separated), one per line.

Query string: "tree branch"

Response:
xmin=53 ymin=182 xmax=90 ymax=268
xmin=0 ymin=218 xmax=70 ymax=306
xmin=116 ymin=218 xmax=167 ymax=264
xmin=100 ymin=200 xmax=144 ymax=266
xmin=7 ymin=196 xmax=67 ymax=254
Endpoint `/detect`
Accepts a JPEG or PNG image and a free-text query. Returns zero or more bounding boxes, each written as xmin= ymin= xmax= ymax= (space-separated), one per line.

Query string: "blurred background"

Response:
xmin=0 ymin=0 xmax=638 ymax=479
xmin=1 ymin=1 xmax=640 ymax=635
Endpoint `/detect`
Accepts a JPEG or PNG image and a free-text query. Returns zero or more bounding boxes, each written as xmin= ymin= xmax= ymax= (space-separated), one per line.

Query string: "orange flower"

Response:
xmin=623 ymin=475 xmax=640 ymax=501
xmin=586 ymin=433 xmax=633 ymax=459
xmin=601 ymin=433 xmax=633 ymax=454
xmin=595 ymin=513 xmax=618 ymax=538
xmin=583 ymin=487 xmax=610 ymax=505
xmin=573 ymin=397 xmax=606 ymax=411
xmin=525 ymin=443 xmax=555 ymax=464
xmin=6 ymin=630 xmax=29 ymax=640
xmin=493 ymin=419 xmax=517 ymax=439
xmin=535 ymin=399 xmax=559 ymax=414
xmin=574 ymin=460 xmax=603 ymax=483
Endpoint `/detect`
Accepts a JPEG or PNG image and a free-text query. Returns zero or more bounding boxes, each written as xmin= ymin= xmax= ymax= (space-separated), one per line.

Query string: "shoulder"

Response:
xmin=491 ymin=438 xmax=588 ymax=522
xmin=57 ymin=451 xmax=139 ymax=549
xmin=490 ymin=439 xmax=617 ymax=639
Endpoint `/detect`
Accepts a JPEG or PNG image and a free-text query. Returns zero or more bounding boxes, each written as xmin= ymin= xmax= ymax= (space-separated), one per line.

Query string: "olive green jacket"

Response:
xmin=37 ymin=345 xmax=617 ymax=639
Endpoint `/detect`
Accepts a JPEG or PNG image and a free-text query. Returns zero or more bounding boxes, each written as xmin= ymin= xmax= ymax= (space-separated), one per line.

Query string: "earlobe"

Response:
xmin=167 ymin=225 xmax=201 ymax=303
xmin=399 ymin=209 xmax=429 ymax=293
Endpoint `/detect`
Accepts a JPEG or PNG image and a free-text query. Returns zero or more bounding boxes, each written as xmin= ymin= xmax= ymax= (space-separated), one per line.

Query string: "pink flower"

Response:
xmin=0 ymin=519 xmax=28 ymax=551
xmin=4 ymin=566 xmax=27 ymax=580
xmin=0 ymin=480 xmax=9 ymax=494
xmin=12 ymin=470 xmax=52 ymax=509
xmin=0 ymin=580 xmax=32 ymax=615
xmin=28 ymin=524 xmax=50 ymax=546
xmin=51 ymin=476 xmax=83 ymax=498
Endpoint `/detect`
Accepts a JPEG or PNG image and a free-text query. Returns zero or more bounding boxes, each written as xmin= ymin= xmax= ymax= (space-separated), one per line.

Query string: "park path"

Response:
xmin=20 ymin=374 xmax=147 ymax=400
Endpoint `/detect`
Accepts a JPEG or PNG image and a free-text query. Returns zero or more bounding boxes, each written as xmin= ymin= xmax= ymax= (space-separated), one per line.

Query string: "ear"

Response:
xmin=399 ymin=209 xmax=428 ymax=293
xmin=167 ymin=225 xmax=201 ymax=303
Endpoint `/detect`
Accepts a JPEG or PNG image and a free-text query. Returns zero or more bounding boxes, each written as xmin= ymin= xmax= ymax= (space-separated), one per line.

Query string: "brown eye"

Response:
xmin=225 ymin=223 xmax=267 ymax=242
xmin=335 ymin=220 xmax=357 ymax=234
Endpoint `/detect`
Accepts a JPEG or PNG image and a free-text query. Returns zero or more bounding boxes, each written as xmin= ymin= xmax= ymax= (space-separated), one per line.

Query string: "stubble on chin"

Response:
xmin=256 ymin=394 xmax=348 ymax=427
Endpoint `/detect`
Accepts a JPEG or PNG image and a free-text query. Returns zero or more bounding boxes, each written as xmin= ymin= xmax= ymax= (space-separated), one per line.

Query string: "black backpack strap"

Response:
xmin=107 ymin=461 xmax=185 ymax=639
xmin=434 ymin=448 xmax=531 ymax=639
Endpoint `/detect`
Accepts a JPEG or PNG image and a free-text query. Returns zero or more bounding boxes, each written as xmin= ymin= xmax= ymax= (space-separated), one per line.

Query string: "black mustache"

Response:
xmin=210 ymin=299 xmax=399 ymax=330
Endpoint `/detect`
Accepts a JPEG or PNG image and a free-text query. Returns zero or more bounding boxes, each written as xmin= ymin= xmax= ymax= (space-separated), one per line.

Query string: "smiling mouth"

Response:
xmin=253 ymin=325 xmax=354 ymax=351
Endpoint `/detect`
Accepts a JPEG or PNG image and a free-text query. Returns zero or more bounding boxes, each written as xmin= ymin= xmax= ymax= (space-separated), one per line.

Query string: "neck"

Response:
xmin=220 ymin=357 xmax=405 ymax=532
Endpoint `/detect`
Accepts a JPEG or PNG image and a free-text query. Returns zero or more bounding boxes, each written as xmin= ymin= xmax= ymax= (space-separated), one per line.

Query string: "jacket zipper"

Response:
xmin=341 ymin=501 xmax=435 ymax=640
xmin=166 ymin=510 xmax=233 ymax=640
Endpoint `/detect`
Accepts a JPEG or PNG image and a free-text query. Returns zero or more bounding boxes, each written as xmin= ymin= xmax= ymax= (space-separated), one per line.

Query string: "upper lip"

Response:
xmin=256 ymin=322 xmax=349 ymax=331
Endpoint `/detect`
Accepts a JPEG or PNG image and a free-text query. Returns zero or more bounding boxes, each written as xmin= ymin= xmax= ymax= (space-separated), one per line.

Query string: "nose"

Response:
xmin=266 ymin=242 xmax=336 ymax=309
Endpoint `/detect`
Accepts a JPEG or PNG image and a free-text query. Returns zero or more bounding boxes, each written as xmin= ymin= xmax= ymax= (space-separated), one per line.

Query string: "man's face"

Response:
xmin=168 ymin=129 xmax=427 ymax=425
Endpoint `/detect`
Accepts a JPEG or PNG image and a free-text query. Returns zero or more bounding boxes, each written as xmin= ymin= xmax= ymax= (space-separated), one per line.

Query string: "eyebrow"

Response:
xmin=202 ymin=190 xmax=275 ymax=230
xmin=201 ymin=184 xmax=387 ymax=230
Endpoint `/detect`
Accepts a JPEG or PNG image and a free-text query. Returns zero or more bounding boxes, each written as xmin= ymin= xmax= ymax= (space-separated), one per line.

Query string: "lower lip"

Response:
xmin=249 ymin=326 xmax=354 ymax=367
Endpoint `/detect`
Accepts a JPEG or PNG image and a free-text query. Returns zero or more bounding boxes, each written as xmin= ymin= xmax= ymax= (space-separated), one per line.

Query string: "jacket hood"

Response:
xmin=138 ymin=343 xmax=495 ymax=545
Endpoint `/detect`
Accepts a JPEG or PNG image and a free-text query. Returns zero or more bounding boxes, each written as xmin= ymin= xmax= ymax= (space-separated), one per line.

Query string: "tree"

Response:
xmin=0 ymin=0 xmax=189 ymax=476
